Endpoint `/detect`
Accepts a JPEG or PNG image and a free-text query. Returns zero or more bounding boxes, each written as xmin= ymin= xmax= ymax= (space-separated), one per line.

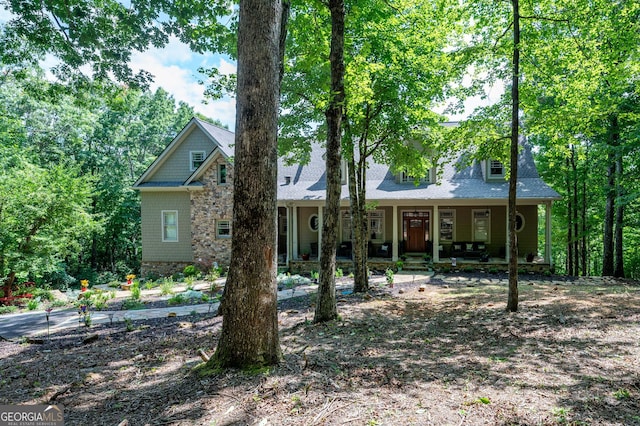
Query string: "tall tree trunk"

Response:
xmin=347 ymin=141 xmax=368 ymax=293
xmin=506 ymin=0 xmax=520 ymax=313
xmin=566 ymin=155 xmax=574 ymax=276
xmin=315 ymin=0 xmax=344 ymax=323
xmin=581 ymin=151 xmax=588 ymax=275
xmin=602 ymin=116 xmax=618 ymax=276
xmin=571 ymin=144 xmax=579 ymax=275
xmin=614 ymin=146 xmax=624 ymax=277
xmin=212 ymin=0 xmax=283 ymax=368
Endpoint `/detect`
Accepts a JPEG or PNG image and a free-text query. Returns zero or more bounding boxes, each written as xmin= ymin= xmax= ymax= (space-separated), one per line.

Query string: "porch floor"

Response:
xmin=286 ymin=255 xmax=551 ymax=275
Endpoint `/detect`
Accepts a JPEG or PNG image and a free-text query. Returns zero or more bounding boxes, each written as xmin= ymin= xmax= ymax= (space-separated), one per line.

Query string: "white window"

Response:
xmin=190 ymin=151 xmax=206 ymax=171
xmin=489 ymin=160 xmax=504 ymax=178
xmin=368 ymin=210 xmax=384 ymax=242
xmin=439 ymin=209 xmax=455 ymax=242
xmin=218 ymin=164 xmax=227 ymax=184
xmin=216 ymin=220 xmax=231 ymax=238
xmin=472 ymin=209 xmax=491 ymax=242
xmin=162 ymin=211 xmax=178 ymax=242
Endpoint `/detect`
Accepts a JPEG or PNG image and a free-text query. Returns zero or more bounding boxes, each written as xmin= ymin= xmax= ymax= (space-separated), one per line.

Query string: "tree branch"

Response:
xmin=494 ymin=21 xmax=514 ymax=50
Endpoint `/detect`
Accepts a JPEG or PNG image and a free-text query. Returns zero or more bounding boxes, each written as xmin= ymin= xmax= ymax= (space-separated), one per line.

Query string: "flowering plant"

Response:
xmin=80 ymin=279 xmax=89 ymax=291
xmin=126 ymin=274 xmax=136 ymax=285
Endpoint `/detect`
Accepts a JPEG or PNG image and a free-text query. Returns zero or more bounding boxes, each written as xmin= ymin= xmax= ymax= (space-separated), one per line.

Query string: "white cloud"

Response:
xmin=130 ymin=39 xmax=237 ymax=130
xmin=218 ymin=58 xmax=236 ymax=75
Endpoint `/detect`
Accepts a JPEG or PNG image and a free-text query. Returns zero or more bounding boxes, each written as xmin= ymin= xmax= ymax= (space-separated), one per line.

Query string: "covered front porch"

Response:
xmin=278 ymin=200 xmax=554 ymax=274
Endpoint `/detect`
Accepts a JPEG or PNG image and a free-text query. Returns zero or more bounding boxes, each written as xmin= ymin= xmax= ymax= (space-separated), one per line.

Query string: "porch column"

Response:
xmin=292 ymin=205 xmax=299 ymax=259
xmin=545 ymin=201 xmax=552 ymax=265
xmin=286 ymin=206 xmax=291 ymax=263
xmin=433 ymin=205 xmax=440 ymax=262
xmin=392 ymin=205 xmax=398 ymax=261
xmin=317 ymin=205 xmax=323 ymax=258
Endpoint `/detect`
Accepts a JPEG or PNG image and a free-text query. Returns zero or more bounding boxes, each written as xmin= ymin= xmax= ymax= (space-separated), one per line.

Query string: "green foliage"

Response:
xmin=0 ymin=305 xmax=18 ymax=315
xmin=167 ymin=294 xmax=186 ymax=306
xmin=121 ymin=299 xmax=145 ymax=310
xmin=160 ymin=278 xmax=175 ymax=296
xmin=130 ymin=282 xmax=141 ymax=301
xmin=27 ymin=299 xmax=39 ymax=310
xmin=32 ymin=287 xmax=54 ymax=302
xmin=185 ymin=276 xmax=196 ymax=290
xmin=335 ymin=268 xmax=344 ymax=278
xmin=124 ymin=317 xmax=134 ymax=332
xmin=613 ymin=388 xmax=631 ymax=400
xmin=385 ymin=268 xmax=394 ymax=285
xmin=0 ymin=148 xmax=96 ymax=289
xmin=89 ymin=289 xmax=114 ymax=310
xmin=183 ymin=265 xmax=199 ymax=278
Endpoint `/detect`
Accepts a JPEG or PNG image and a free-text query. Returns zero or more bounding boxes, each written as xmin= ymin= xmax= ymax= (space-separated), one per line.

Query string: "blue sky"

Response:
xmin=128 ymin=37 xmax=237 ymax=129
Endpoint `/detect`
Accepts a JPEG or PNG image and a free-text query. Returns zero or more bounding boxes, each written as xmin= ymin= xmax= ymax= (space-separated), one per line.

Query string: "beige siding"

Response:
xmin=149 ymin=127 xmax=215 ymax=182
xmin=141 ymin=192 xmax=193 ymax=262
xmin=517 ymin=205 xmax=539 ymax=255
xmin=298 ymin=207 xmax=319 ymax=255
xmin=491 ymin=206 xmax=507 ymax=256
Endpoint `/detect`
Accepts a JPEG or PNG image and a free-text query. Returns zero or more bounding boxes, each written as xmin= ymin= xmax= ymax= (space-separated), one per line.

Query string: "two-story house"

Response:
xmin=133 ymin=117 xmax=561 ymax=276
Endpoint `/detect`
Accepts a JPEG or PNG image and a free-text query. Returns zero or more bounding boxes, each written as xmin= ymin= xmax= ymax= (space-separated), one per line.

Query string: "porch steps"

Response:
xmin=401 ymin=256 xmax=432 ymax=272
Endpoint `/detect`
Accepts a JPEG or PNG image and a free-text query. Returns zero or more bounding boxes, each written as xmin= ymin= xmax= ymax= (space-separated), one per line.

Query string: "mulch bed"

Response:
xmin=1 ymin=275 xmax=639 ymax=425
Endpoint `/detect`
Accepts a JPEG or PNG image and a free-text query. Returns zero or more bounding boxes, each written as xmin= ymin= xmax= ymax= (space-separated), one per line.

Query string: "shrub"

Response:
xmin=385 ymin=268 xmax=394 ymax=285
xmin=130 ymin=282 xmax=141 ymax=300
xmin=168 ymin=294 xmax=186 ymax=306
xmin=121 ymin=299 xmax=145 ymax=310
xmin=183 ymin=265 xmax=199 ymax=278
xmin=185 ymin=275 xmax=196 ymax=290
xmin=160 ymin=278 xmax=174 ymax=296
xmin=96 ymin=271 xmax=119 ymax=286
xmin=0 ymin=305 xmax=18 ymax=315
xmin=27 ymin=299 xmax=40 ymax=310
xmin=90 ymin=290 xmax=114 ymax=310
xmin=32 ymin=287 xmax=54 ymax=302
xmin=42 ymin=264 xmax=76 ymax=290
xmin=51 ymin=299 xmax=69 ymax=308
xmin=335 ymin=268 xmax=344 ymax=278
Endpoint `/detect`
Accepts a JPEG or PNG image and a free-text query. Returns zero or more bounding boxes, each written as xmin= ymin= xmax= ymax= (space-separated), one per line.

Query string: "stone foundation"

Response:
xmin=141 ymin=261 xmax=193 ymax=278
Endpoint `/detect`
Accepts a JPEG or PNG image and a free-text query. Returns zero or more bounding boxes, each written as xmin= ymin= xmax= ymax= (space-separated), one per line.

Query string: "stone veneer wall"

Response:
xmin=190 ymin=157 xmax=234 ymax=270
xmin=141 ymin=261 xmax=192 ymax=278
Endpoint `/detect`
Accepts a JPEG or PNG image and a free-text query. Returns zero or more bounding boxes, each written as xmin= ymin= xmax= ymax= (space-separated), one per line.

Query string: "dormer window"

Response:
xmin=190 ymin=151 xmax=206 ymax=171
xmin=400 ymin=170 xmax=430 ymax=184
xmin=489 ymin=160 xmax=504 ymax=178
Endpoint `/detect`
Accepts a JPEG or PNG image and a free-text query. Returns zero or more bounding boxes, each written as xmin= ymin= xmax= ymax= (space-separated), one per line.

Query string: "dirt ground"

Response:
xmin=1 ymin=273 xmax=639 ymax=425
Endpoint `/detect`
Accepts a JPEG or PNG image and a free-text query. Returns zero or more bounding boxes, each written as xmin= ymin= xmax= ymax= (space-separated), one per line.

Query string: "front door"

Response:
xmin=403 ymin=211 xmax=430 ymax=252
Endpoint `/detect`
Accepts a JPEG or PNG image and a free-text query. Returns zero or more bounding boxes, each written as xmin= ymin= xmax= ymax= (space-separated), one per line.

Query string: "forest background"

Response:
xmin=0 ymin=0 xmax=638 ymax=293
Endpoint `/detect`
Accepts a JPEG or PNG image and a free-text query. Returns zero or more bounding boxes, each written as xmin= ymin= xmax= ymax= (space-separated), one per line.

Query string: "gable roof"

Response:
xmin=133 ymin=117 xmax=234 ymax=189
xmin=134 ymin=117 xmax=560 ymax=202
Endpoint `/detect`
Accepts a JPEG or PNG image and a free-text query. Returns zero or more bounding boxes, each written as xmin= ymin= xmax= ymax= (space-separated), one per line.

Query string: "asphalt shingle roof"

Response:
xmin=138 ymin=118 xmax=560 ymax=202
xmin=277 ymin=142 xmax=560 ymax=202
